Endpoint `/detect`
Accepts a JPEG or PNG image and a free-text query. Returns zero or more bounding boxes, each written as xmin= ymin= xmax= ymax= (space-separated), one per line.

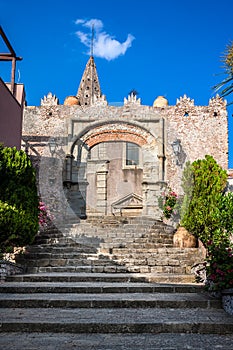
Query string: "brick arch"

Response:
xmin=72 ymin=122 xmax=155 ymax=152
xmin=85 ymin=129 xmax=147 ymax=148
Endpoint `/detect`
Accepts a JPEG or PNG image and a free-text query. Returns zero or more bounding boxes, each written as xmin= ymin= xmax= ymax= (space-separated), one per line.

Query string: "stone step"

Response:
xmin=5 ymin=272 xmax=196 ymax=284
xmin=99 ymin=240 xmax=173 ymax=247
xmin=15 ymin=258 xmax=119 ymax=268
xmin=17 ymin=251 xmax=196 ymax=266
xmin=0 ymin=292 xmax=222 ymax=309
xmin=112 ymin=254 xmax=200 ymax=264
xmin=16 ymin=261 xmax=197 ymax=275
xmin=1 ymin=333 xmax=233 ymax=350
xmin=33 ymin=237 xmax=80 ymax=245
xmin=16 ymin=252 xmax=100 ymax=260
xmin=65 ymin=227 xmax=174 ymax=236
xmin=25 ymin=246 xmax=97 ymax=253
xmin=0 ymin=307 xmax=232 ymax=334
xmin=60 ymin=221 xmax=174 ymax=234
xmin=0 ymin=281 xmax=204 ymax=294
xmin=25 ymin=265 xmax=131 ymax=274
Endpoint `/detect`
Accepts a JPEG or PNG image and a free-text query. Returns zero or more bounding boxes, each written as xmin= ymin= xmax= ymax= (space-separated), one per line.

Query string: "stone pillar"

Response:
xmin=157 ymin=118 xmax=165 ymax=181
xmin=96 ymin=168 xmax=108 ymax=215
xmin=142 ymin=180 xmax=167 ymax=219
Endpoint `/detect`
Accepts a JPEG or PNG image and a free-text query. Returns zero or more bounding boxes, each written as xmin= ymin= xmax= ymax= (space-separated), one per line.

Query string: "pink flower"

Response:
xmin=169 ymin=191 xmax=178 ymax=197
xmin=210 ymin=274 xmax=216 ymax=280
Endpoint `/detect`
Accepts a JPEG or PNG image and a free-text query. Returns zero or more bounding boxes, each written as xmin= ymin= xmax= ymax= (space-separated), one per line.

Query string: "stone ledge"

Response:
xmin=0 ymin=260 xmax=24 ymax=281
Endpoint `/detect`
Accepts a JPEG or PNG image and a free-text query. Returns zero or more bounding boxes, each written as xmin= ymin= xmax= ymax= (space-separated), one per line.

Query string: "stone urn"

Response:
xmin=173 ymin=226 xmax=197 ymax=248
xmin=222 ymin=289 xmax=233 ymax=315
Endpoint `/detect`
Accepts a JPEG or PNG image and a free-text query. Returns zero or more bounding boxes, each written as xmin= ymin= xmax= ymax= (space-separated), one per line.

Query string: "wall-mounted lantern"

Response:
xmin=63 ymin=154 xmax=74 ymax=188
xmin=48 ymin=138 xmax=57 ymax=157
xmin=172 ymin=139 xmax=181 ymax=156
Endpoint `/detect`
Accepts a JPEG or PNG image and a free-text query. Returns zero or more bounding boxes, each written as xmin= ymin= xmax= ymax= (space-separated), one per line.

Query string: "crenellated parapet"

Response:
xmin=124 ymin=92 xmax=141 ymax=106
xmin=208 ymin=94 xmax=227 ymax=107
xmin=176 ymin=94 xmax=194 ymax=108
xmin=41 ymin=92 xmax=59 ymax=106
xmin=93 ymin=94 xmax=108 ymax=106
xmin=207 ymin=95 xmax=228 ymax=118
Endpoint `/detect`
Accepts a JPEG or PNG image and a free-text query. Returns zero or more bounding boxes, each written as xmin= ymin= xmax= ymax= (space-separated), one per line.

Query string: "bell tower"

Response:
xmin=76 ymin=26 xmax=101 ymax=106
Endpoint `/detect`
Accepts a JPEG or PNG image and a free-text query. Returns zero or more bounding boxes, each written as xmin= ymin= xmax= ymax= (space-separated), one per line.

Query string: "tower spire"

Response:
xmin=76 ymin=24 xmax=102 ymax=106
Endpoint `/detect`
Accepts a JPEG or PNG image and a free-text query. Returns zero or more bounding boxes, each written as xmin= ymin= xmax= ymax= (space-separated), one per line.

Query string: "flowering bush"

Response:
xmin=38 ymin=201 xmax=53 ymax=228
xmin=204 ymin=233 xmax=233 ymax=291
xmin=158 ymin=188 xmax=178 ymax=219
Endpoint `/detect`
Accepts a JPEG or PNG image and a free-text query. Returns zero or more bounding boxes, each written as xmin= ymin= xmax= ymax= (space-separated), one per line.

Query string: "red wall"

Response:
xmin=0 ymin=78 xmax=24 ymax=149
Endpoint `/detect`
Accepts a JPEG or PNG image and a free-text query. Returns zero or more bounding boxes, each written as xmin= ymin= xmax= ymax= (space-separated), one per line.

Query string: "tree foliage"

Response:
xmin=181 ymin=155 xmax=233 ymax=290
xmin=214 ymin=41 xmax=233 ymax=105
xmin=180 ymin=155 xmax=228 ymax=246
xmin=0 ymin=145 xmax=39 ymax=255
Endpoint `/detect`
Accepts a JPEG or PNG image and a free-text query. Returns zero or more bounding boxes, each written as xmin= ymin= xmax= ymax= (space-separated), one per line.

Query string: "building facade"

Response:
xmin=0 ymin=26 xmax=24 ymax=149
xmin=22 ymin=56 xmax=228 ymax=222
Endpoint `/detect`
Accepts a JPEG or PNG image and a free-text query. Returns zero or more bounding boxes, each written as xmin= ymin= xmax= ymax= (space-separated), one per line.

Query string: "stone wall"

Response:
xmin=164 ymin=95 xmax=228 ymax=193
xmin=22 ymin=93 xmax=228 ymax=220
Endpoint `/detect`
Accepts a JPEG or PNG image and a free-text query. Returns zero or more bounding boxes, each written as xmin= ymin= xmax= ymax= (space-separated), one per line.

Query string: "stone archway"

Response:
xmin=67 ymin=121 xmax=166 ymax=218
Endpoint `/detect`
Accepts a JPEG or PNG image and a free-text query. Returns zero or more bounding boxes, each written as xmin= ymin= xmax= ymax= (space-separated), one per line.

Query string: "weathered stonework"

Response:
xmin=22 ymin=56 xmax=228 ymax=221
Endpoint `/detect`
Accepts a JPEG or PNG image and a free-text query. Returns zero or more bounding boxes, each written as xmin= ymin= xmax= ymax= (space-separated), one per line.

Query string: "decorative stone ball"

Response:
xmin=173 ymin=226 xmax=197 ymax=248
xmin=153 ymin=96 xmax=168 ymax=108
xmin=64 ymin=96 xmax=80 ymax=106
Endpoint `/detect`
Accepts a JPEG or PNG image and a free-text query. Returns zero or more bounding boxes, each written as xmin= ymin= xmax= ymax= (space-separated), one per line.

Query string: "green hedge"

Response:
xmin=0 ymin=145 xmax=39 ymax=255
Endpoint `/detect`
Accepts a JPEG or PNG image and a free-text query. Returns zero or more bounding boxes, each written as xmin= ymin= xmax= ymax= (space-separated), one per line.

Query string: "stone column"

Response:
xmin=96 ymin=168 xmax=108 ymax=215
xmin=157 ymin=118 xmax=165 ymax=181
xmin=142 ymin=180 xmax=167 ymax=219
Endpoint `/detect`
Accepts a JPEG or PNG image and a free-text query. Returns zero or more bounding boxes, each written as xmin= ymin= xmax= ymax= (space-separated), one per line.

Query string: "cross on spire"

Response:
xmin=91 ymin=24 xmax=94 ymax=57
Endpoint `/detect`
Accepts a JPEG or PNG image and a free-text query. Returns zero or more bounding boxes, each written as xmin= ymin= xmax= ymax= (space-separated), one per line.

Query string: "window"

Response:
xmin=126 ymin=142 xmax=139 ymax=166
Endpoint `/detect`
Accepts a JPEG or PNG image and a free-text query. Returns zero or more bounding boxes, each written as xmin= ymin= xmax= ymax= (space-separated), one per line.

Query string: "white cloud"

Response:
xmin=75 ymin=19 xmax=85 ymax=25
xmin=75 ymin=18 xmax=103 ymax=31
xmin=76 ymin=31 xmax=89 ymax=46
xmin=75 ymin=18 xmax=135 ymax=61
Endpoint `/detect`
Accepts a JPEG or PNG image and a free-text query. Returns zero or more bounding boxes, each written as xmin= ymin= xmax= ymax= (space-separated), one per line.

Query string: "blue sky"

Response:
xmin=1 ymin=0 xmax=233 ymax=165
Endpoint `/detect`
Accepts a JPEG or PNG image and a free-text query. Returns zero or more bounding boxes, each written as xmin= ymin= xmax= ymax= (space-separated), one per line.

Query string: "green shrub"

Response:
xmin=0 ymin=145 xmax=39 ymax=256
xmin=181 ymin=155 xmax=228 ymax=246
xmin=181 ymin=155 xmax=233 ymax=291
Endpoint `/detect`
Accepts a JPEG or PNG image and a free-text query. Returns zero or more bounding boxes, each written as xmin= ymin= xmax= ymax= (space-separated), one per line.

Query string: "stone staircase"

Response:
xmin=1 ymin=272 xmax=233 ymax=337
xmin=1 ymin=216 xmax=233 ymax=347
xmin=14 ymin=216 xmax=204 ymax=282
